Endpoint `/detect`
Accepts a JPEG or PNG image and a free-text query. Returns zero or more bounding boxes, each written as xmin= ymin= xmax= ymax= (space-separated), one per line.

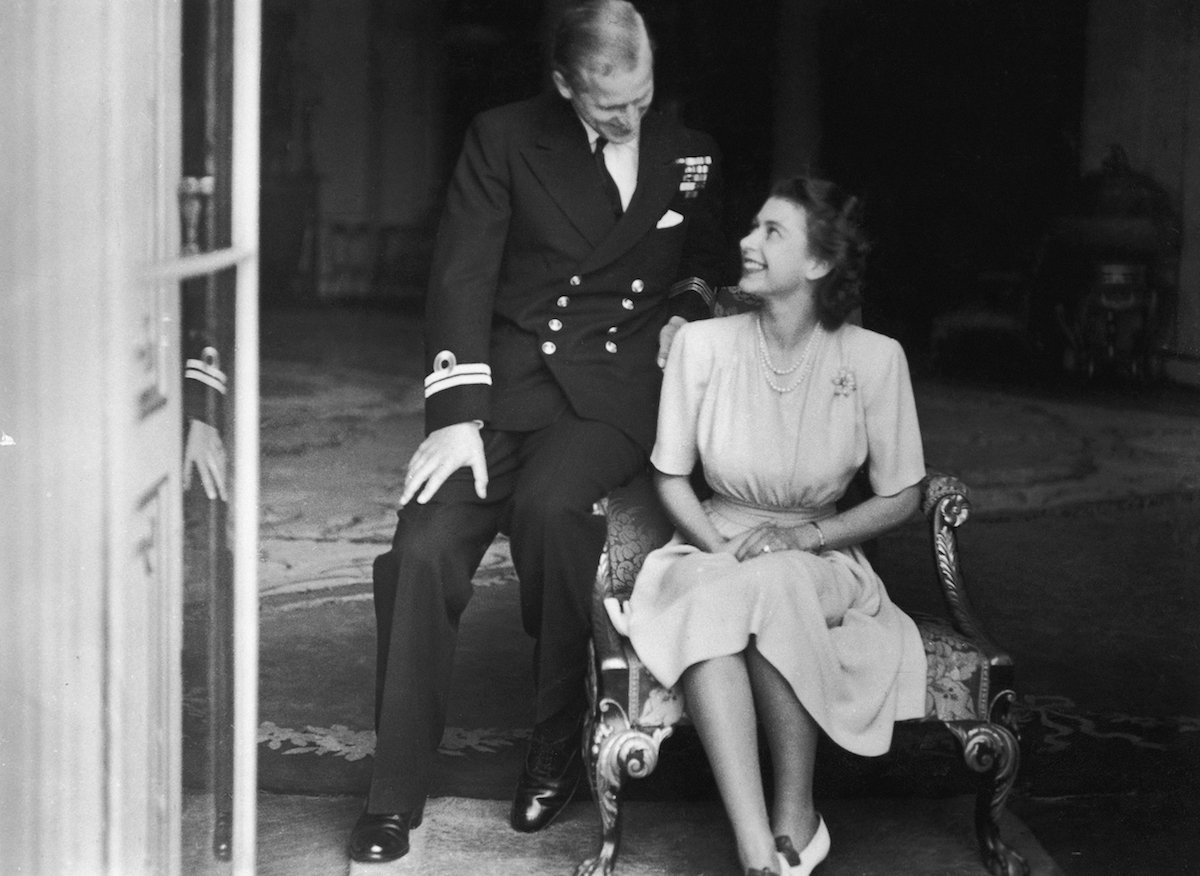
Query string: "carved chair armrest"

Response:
xmin=591 ymin=475 xmax=676 ymax=674
xmin=589 ymin=540 xmax=630 ymax=675
xmin=921 ymin=474 xmax=1011 ymax=669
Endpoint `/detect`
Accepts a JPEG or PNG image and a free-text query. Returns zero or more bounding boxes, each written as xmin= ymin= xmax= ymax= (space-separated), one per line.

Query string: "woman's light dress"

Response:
xmin=624 ymin=313 xmax=928 ymax=756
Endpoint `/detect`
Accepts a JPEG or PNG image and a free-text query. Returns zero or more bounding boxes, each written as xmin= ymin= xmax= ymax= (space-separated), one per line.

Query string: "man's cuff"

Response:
xmin=185 ymin=346 xmax=228 ymax=395
xmin=425 ymin=383 xmax=490 ymax=435
xmin=424 ymin=350 xmax=491 ymax=398
xmin=668 ymin=277 xmax=715 ymax=322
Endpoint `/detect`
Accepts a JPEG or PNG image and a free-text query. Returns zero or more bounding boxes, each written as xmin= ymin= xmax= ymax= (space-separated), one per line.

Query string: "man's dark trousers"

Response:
xmin=367 ymin=410 xmax=646 ymax=814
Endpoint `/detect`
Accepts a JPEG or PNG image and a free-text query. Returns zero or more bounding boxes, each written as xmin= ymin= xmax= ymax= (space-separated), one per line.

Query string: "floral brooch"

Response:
xmin=832 ymin=366 xmax=857 ymax=396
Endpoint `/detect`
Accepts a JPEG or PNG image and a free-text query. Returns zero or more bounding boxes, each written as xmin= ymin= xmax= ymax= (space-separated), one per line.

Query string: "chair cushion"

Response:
xmin=912 ymin=612 xmax=989 ymax=722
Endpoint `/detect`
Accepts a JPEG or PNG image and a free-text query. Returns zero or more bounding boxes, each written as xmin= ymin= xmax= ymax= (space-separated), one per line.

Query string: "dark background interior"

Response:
xmin=259 ymin=0 xmax=1093 ymax=366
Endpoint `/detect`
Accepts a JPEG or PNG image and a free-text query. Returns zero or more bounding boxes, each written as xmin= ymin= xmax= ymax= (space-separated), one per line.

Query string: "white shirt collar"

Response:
xmin=579 ymin=118 xmax=639 ymax=155
xmin=578 ymin=118 xmax=639 ymax=210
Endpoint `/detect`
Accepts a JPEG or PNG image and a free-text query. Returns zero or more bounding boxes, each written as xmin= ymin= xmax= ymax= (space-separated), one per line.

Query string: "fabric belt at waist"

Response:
xmin=707 ymin=493 xmax=834 ymax=529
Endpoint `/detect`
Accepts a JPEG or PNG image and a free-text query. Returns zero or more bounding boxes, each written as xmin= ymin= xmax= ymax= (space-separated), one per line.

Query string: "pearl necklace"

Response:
xmin=755 ymin=315 xmax=823 ymax=393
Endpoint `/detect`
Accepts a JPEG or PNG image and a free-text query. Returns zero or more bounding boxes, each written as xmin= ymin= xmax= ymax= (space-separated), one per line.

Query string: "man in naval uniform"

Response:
xmin=350 ymin=0 xmax=732 ymax=863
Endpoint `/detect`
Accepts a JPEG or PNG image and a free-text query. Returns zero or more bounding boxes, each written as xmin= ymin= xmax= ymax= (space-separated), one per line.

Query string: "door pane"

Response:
xmin=180 ymin=0 xmax=238 ymax=864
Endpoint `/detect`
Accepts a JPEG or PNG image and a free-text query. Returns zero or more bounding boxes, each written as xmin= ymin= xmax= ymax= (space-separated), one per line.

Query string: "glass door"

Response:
xmin=170 ymin=0 xmax=262 ymax=872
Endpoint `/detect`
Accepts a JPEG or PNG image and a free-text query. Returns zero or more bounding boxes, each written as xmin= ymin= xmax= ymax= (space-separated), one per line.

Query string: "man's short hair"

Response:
xmin=551 ymin=0 xmax=649 ymax=91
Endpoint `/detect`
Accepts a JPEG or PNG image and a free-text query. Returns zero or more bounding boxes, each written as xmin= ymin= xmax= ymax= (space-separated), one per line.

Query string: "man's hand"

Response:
xmin=183 ymin=418 xmax=228 ymax=501
xmin=399 ymin=421 xmax=488 ymax=507
xmin=656 ymin=315 xmax=687 ymax=368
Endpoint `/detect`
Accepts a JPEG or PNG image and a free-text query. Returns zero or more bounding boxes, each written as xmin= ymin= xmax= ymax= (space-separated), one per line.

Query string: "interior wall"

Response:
xmin=267 ymin=0 xmax=780 ymax=304
xmin=1 ymin=1 xmax=186 ymax=871
xmin=772 ymin=0 xmax=824 ymax=180
xmin=293 ymin=0 xmax=453 ymax=300
xmin=816 ymin=0 xmax=1088 ymax=352
xmin=1081 ymin=0 xmax=1200 ymax=384
xmin=373 ymin=12 xmax=446 ymax=229
xmin=308 ymin=0 xmax=372 ymax=222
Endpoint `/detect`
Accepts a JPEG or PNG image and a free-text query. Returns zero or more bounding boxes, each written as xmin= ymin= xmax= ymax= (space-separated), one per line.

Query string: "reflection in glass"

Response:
xmin=180 ymin=0 xmax=237 ymax=864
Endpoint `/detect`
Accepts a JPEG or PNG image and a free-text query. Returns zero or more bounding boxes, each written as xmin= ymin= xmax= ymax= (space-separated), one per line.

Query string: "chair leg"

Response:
xmin=947 ymin=721 xmax=1030 ymax=876
xmin=575 ymin=698 xmax=672 ymax=876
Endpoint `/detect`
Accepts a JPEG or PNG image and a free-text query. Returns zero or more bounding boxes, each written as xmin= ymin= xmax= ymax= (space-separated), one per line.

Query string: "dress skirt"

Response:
xmin=625 ymin=494 xmax=927 ymax=757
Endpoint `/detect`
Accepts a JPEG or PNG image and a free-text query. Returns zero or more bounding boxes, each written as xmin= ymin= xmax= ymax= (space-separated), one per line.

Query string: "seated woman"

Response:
xmin=624 ymin=177 xmax=928 ymax=876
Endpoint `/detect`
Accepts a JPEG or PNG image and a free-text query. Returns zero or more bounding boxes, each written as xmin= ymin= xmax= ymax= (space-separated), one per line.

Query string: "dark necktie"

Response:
xmin=594 ymin=138 xmax=624 ymax=218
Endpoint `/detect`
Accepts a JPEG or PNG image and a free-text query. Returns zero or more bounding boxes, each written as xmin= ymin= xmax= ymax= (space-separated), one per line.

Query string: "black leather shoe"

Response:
xmin=348 ymin=806 xmax=423 ymax=864
xmin=509 ymin=727 xmax=583 ymax=832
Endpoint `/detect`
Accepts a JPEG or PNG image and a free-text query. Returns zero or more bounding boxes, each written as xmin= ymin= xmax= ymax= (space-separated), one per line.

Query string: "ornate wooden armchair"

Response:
xmin=576 ymin=473 xmax=1028 ymax=876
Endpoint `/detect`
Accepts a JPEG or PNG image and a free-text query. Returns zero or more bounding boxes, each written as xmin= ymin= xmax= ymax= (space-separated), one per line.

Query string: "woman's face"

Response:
xmin=738 ymin=197 xmax=827 ymax=299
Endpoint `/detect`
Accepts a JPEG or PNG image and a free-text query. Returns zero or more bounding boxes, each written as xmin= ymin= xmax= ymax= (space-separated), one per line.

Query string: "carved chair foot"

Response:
xmin=947 ymin=721 xmax=1029 ymax=876
xmin=578 ymin=697 xmax=672 ymax=876
xmin=976 ymin=789 xmax=1029 ymax=876
xmin=980 ymin=837 xmax=1031 ymax=876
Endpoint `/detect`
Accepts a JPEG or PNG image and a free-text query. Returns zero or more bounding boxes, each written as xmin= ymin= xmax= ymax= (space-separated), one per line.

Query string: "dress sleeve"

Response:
xmin=862 ymin=337 xmax=926 ymax=497
xmin=649 ymin=322 xmax=708 ymax=476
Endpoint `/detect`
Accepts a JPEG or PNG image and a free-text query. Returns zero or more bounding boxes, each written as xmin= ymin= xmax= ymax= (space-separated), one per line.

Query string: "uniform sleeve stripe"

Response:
xmin=425 ymin=372 xmax=492 ymax=397
xmin=184 ymin=368 xmax=229 ymax=395
xmin=424 ymin=362 xmax=491 ymax=388
xmin=669 ymin=276 xmax=715 ymax=311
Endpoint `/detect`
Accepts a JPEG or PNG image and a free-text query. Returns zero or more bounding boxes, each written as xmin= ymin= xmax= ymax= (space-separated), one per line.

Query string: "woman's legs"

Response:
xmin=681 ymin=655 xmax=778 ymax=871
xmin=746 ymin=644 xmax=821 ymax=848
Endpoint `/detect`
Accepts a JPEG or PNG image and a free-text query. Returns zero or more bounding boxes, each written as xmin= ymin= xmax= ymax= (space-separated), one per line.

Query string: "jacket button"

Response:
xmin=607 ymin=326 xmax=618 ymax=334
xmin=631 ymin=279 xmax=644 ymax=293
xmin=569 ymin=275 xmax=581 ymax=286
xmin=557 ymin=296 xmax=570 ymax=308
xmin=541 ymin=341 xmax=557 ymax=355
xmin=605 ymin=341 xmax=618 ymax=353
xmin=621 ymin=298 xmax=634 ymax=310
xmin=548 ymin=319 xmax=563 ymax=331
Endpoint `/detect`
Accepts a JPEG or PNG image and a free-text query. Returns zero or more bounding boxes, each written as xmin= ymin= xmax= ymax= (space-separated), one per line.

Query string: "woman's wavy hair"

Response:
xmin=770 ymin=176 xmax=870 ymax=330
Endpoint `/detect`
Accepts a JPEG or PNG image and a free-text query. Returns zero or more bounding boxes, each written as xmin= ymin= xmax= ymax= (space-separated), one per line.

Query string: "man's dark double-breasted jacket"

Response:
xmin=422 ymin=91 xmax=732 ymax=452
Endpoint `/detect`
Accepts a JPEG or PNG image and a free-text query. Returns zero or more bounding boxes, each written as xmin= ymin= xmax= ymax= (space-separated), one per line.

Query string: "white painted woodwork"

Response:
xmin=0 ymin=1 xmax=183 ymax=870
xmin=0 ymin=1 xmax=260 ymax=873
xmin=231 ymin=4 xmax=263 ymax=873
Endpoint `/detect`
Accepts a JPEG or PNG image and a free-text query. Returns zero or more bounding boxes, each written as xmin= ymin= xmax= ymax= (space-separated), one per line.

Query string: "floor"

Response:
xmin=188 ymin=303 xmax=1200 ymax=874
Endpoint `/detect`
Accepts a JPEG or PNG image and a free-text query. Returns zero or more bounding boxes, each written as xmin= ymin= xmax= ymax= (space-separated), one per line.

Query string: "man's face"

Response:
xmin=554 ymin=49 xmax=654 ymax=145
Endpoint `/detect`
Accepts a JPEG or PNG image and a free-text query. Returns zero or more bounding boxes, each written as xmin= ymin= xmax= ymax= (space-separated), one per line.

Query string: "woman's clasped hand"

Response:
xmin=733 ymin=522 xmax=822 ymax=560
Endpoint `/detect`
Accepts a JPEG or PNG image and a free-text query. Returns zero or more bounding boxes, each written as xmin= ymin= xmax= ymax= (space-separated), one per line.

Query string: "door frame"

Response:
xmin=0 ymin=2 xmax=261 ymax=873
xmin=158 ymin=0 xmax=263 ymax=871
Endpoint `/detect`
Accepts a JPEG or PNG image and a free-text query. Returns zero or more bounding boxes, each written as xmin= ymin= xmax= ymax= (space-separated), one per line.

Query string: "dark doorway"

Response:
xmin=818 ymin=0 xmax=1088 ymax=356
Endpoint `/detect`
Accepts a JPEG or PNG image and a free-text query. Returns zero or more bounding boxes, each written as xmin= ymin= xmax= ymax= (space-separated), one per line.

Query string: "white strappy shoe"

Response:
xmin=774 ymin=815 xmax=830 ymax=876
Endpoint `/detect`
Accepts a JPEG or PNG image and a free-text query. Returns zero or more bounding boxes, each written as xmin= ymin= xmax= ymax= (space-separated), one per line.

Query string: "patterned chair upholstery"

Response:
xmin=575 ymin=472 xmax=1028 ymax=876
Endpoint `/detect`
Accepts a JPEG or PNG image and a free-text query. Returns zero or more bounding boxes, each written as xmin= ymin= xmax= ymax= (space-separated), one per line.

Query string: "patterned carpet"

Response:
xmin=255 ymin=541 xmax=531 ymax=800
xmin=251 ymin=503 xmax=1200 ymax=805
xmin=209 ymin=305 xmax=1200 ymax=873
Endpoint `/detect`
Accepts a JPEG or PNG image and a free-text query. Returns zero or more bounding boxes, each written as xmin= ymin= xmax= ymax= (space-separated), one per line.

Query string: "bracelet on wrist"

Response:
xmin=809 ymin=521 xmax=826 ymax=552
